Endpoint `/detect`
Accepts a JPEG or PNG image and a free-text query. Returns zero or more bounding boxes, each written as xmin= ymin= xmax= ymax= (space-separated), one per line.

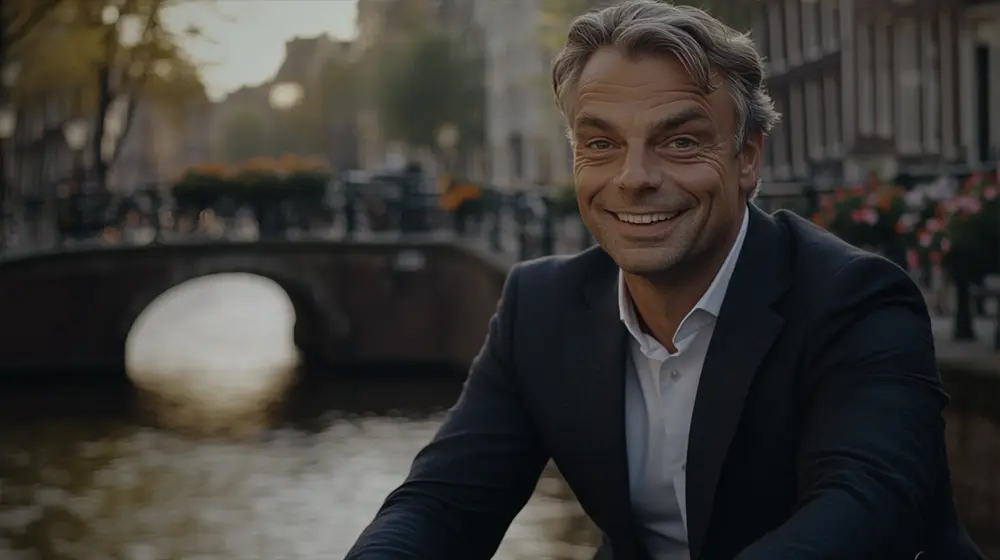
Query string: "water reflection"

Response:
xmin=0 ymin=274 xmax=597 ymax=559
xmin=125 ymin=273 xmax=299 ymax=434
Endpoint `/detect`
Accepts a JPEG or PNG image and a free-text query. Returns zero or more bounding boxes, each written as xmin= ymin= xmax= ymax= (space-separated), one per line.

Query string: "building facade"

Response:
xmin=475 ymin=0 xmax=614 ymax=190
xmin=751 ymin=0 xmax=1000 ymax=189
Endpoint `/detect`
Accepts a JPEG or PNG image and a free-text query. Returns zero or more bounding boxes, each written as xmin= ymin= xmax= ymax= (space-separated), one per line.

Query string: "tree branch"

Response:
xmin=107 ymin=83 xmax=144 ymax=169
xmin=3 ymin=0 xmax=64 ymax=48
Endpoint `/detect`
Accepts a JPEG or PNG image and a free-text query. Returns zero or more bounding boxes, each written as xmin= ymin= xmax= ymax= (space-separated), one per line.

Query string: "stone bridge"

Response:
xmin=0 ymin=238 xmax=510 ymax=377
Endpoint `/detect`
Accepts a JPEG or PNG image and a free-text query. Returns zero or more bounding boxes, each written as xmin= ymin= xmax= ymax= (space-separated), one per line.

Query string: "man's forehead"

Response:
xmin=568 ymin=48 xmax=733 ymax=129
xmin=577 ymin=47 xmax=703 ymax=91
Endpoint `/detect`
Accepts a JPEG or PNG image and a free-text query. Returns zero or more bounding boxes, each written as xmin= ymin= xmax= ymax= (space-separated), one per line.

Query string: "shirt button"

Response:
xmin=670 ymin=369 xmax=680 ymax=379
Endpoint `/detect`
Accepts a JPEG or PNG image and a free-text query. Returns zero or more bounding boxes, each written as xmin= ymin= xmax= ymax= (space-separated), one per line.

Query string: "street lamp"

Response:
xmin=269 ymin=82 xmax=304 ymax=110
xmin=436 ymin=122 xmax=460 ymax=173
xmin=0 ymin=107 xmax=14 ymax=140
xmin=2 ymin=61 xmax=20 ymax=89
xmin=63 ymin=118 xmax=90 ymax=187
xmin=0 ymin=60 xmax=20 ymax=256
xmin=101 ymin=4 xmax=121 ymax=25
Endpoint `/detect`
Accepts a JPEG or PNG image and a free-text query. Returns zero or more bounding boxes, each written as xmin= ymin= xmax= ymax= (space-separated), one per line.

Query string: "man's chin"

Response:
xmin=610 ymin=247 xmax=684 ymax=277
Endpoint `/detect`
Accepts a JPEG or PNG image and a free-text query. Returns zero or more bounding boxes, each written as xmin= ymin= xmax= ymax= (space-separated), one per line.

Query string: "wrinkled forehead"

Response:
xmin=565 ymin=47 xmax=735 ymax=133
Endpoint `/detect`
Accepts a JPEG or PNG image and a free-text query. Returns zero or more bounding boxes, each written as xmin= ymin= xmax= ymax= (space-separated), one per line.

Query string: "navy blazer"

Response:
xmin=346 ymin=205 xmax=985 ymax=559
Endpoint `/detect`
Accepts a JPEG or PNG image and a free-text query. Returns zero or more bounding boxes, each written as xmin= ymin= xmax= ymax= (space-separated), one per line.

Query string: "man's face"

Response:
xmin=570 ymin=47 xmax=762 ymax=277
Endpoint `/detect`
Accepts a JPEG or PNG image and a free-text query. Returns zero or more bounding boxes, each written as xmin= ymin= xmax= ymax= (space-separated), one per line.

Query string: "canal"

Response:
xmin=0 ymin=274 xmax=597 ymax=560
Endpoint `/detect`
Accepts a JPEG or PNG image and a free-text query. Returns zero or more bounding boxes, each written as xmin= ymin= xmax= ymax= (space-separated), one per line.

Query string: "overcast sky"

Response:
xmin=163 ymin=0 xmax=357 ymax=101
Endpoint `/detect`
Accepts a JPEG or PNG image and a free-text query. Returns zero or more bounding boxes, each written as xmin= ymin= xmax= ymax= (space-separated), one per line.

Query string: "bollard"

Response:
xmin=489 ymin=192 xmax=502 ymax=253
xmin=541 ymin=198 xmax=555 ymax=256
xmin=344 ymin=184 xmax=356 ymax=238
xmin=953 ymin=277 xmax=976 ymax=341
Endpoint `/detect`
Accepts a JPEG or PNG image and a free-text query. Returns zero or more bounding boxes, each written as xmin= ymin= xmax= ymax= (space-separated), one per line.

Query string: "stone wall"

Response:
xmin=0 ymin=240 xmax=509 ymax=377
xmin=941 ymin=366 xmax=1000 ymax=557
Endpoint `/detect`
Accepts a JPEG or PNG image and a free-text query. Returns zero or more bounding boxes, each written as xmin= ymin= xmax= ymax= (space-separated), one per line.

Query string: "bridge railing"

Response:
xmin=0 ymin=183 xmax=587 ymax=262
xmin=0 ymin=176 xmax=815 ymax=265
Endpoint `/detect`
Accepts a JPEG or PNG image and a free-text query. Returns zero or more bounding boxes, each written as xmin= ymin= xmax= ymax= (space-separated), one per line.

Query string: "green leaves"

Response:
xmin=374 ymin=30 xmax=485 ymax=152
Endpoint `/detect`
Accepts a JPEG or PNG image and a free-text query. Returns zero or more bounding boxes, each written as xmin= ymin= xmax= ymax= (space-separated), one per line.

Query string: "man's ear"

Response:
xmin=737 ymin=129 xmax=764 ymax=197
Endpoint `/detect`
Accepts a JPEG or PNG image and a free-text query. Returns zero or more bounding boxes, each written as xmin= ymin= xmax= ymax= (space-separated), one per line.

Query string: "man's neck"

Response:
xmin=624 ymin=220 xmax=743 ymax=352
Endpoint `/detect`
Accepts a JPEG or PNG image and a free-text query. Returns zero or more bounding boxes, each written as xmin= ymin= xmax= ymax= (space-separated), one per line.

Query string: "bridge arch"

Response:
xmin=116 ymin=259 xmax=352 ymax=368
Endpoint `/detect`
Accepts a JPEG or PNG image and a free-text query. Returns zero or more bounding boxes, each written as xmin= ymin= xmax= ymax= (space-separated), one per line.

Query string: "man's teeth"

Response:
xmin=614 ymin=211 xmax=681 ymax=224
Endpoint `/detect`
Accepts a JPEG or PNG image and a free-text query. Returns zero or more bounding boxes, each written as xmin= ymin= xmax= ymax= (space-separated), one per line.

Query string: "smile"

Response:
xmin=613 ymin=210 xmax=685 ymax=224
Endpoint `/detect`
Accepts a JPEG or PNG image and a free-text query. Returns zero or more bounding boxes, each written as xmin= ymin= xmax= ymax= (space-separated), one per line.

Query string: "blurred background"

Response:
xmin=0 ymin=0 xmax=998 ymax=558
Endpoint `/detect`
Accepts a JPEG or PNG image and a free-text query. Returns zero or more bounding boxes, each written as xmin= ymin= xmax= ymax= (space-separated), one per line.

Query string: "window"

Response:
xmin=920 ymin=19 xmax=940 ymax=153
xmin=894 ymin=18 xmax=920 ymax=154
xmin=768 ymin=1 xmax=786 ymax=71
xmin=857 ymin=22 xmax=875 ymax=136
xmin=789 ymin=83 xmax=808 ymax=176
xmin=806 ymin=79 xmax=825 ymax=159
xmin=820 ymin=0 xmax=838 ymax=52
xmin=509 ymin=133 xmax=524 ymax=180
xmin=771 ymin=91 xmax=791 ymax=178
xmin=784 ymin=0 xmax=802 ymax=66
xmin=823 ymin=71 xmax=841 ymax=154
xmin=874 ymin=22 xmax=893 ymax=138
xmin=802 ymin=0 xmax=821 ymax=59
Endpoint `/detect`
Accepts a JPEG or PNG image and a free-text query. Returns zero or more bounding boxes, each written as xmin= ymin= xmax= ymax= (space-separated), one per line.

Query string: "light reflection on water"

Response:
xmin=0 ymin=274 xmax=597 ymax=559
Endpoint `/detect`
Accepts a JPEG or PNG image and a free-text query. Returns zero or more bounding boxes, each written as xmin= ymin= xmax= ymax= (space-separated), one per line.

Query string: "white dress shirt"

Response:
xmin=619 ymin=207 xmax=749 ymax=559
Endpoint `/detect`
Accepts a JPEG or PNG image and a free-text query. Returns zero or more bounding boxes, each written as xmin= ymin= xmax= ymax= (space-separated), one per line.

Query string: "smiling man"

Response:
xmin=345 ymin=2 xmax=984 ymax=559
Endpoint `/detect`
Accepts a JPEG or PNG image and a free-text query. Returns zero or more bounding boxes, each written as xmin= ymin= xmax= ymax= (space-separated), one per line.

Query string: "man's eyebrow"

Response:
xmin=573 ymin=107 xmax=711 ymax=135
xmin=573 ymin=113 xmax=615 ymax=132
xmin=648 ymin=108 xmax=711 ymax=136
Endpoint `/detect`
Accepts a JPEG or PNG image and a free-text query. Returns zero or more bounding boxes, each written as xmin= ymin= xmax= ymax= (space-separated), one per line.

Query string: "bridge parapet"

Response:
xmin=0 ymin=238 xmax=509 ymax=377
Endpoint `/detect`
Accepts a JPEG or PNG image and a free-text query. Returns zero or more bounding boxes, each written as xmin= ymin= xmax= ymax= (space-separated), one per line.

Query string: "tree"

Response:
xmin=220 ymin=109 xmax=268 ymax=163
xmin=374 ymin=30 xmax=485 ymax=170
xmin=9 ymin=0 xmax=208 ymax=189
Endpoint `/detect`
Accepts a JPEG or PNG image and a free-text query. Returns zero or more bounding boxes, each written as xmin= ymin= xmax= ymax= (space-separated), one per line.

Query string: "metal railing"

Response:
xmin=1 ymin=176 xmax=993 ymax=351
xmin=0 ymin=177 xmax=596 ymax=263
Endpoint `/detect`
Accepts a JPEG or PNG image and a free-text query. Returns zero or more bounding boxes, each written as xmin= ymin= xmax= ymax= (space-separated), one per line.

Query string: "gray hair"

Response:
xmin=552 ymin=0 xmax=780 ymax=178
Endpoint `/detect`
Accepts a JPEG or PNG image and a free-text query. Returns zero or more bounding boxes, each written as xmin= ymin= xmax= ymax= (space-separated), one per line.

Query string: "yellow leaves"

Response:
xmin=187 ymin=155 xmax=330 ymax=180
xmin=440 ymin=184 xmax=482 ymax=212
xmin=8 ymin=0 xmax=205 ymax=108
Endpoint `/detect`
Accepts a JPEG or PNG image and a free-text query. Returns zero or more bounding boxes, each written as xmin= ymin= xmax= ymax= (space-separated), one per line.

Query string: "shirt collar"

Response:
xmin=618 ymin=206 xmax=749 ymax=350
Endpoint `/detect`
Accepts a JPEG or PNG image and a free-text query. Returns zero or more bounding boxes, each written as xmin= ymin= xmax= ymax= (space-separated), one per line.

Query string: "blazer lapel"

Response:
xmin=686 ymin=206 xmax=791 ymax=558
xmin=560 ymin=251 xmax=640 ymax=556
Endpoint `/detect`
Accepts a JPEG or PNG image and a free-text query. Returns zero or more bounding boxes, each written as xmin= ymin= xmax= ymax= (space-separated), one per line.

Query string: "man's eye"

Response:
xmin=585 ymin=139 xmax=613 ymax=150
xmin=668 ymin=137 xmax=698 ymax=150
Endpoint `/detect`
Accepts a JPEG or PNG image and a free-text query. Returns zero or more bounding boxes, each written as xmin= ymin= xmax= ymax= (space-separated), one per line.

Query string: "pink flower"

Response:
xmin=941 ymin=237 xmax=951 ymax=253
xmin=862 ymin=207 xmax=879 ymax=225
xmin=955 ymin=196 xmax=982 ymax=214
xmin=919 ymin=231 xmax=932 ymax=247
xmin=984 ymin=186 xmax=998 ymax=200
xmin=925 ymin=218 xmax=942 ymax=233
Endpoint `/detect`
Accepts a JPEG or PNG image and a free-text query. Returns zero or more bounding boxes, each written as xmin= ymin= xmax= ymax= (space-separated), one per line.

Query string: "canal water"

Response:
xmin=0 ymin=274 xmax=598 ymax=560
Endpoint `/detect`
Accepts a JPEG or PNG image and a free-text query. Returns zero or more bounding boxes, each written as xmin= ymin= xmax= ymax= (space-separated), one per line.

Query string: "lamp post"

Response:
xmin=63 ymin=119 xmax=90 ymax=188
xmin=435 ymin=123 xmax=460 ymax=174
xmin=0 ymin=60 xmax=21 ymax=256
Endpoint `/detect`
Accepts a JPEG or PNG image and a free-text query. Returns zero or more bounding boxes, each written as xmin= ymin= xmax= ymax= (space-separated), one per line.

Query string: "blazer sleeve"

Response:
xmin=344 ymin=263 xmax=550 ymax=559
xmin=735 ymin=255 xmax=950 ymax=560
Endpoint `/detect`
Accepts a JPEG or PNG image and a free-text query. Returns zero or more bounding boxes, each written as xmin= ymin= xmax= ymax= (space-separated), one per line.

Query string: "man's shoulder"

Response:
xmin=770 ymin=209 xmax=922 ymax=320
xmin=509 ymin=245 xmax=614 ymax=308
xmin=772 ymin=209 xmax=905 ymax=287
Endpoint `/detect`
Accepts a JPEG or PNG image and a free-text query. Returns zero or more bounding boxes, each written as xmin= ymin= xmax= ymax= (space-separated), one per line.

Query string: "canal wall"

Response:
xmin=0 ymin=240 xmax=510 ymax=377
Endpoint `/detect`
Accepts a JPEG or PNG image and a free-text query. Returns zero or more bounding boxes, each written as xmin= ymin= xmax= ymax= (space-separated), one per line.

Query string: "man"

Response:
xmin=346 ymin=1 xmax=984 ymax=558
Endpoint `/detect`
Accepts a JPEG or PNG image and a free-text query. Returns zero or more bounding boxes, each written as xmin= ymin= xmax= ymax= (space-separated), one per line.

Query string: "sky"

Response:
xmin=162 ymin=0 xmax=358 ymax=101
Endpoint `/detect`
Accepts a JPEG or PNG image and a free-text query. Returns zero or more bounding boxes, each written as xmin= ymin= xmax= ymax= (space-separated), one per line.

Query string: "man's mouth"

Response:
xmin=612 ymin=210 xmax=686 ymax=224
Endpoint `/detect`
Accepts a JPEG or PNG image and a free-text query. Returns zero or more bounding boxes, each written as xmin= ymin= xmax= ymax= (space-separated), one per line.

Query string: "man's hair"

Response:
xmin=551 ymin=0 xmax=781 ymax=195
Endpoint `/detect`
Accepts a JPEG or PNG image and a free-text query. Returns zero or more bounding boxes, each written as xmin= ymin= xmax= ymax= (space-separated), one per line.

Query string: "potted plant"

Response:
xmin=812 ymin=179 xmax=909 ymax=267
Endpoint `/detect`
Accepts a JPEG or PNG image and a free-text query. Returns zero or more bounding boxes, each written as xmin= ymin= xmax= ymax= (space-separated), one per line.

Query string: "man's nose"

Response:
xmin=616 ymin=147 xmax=659 ymax=191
